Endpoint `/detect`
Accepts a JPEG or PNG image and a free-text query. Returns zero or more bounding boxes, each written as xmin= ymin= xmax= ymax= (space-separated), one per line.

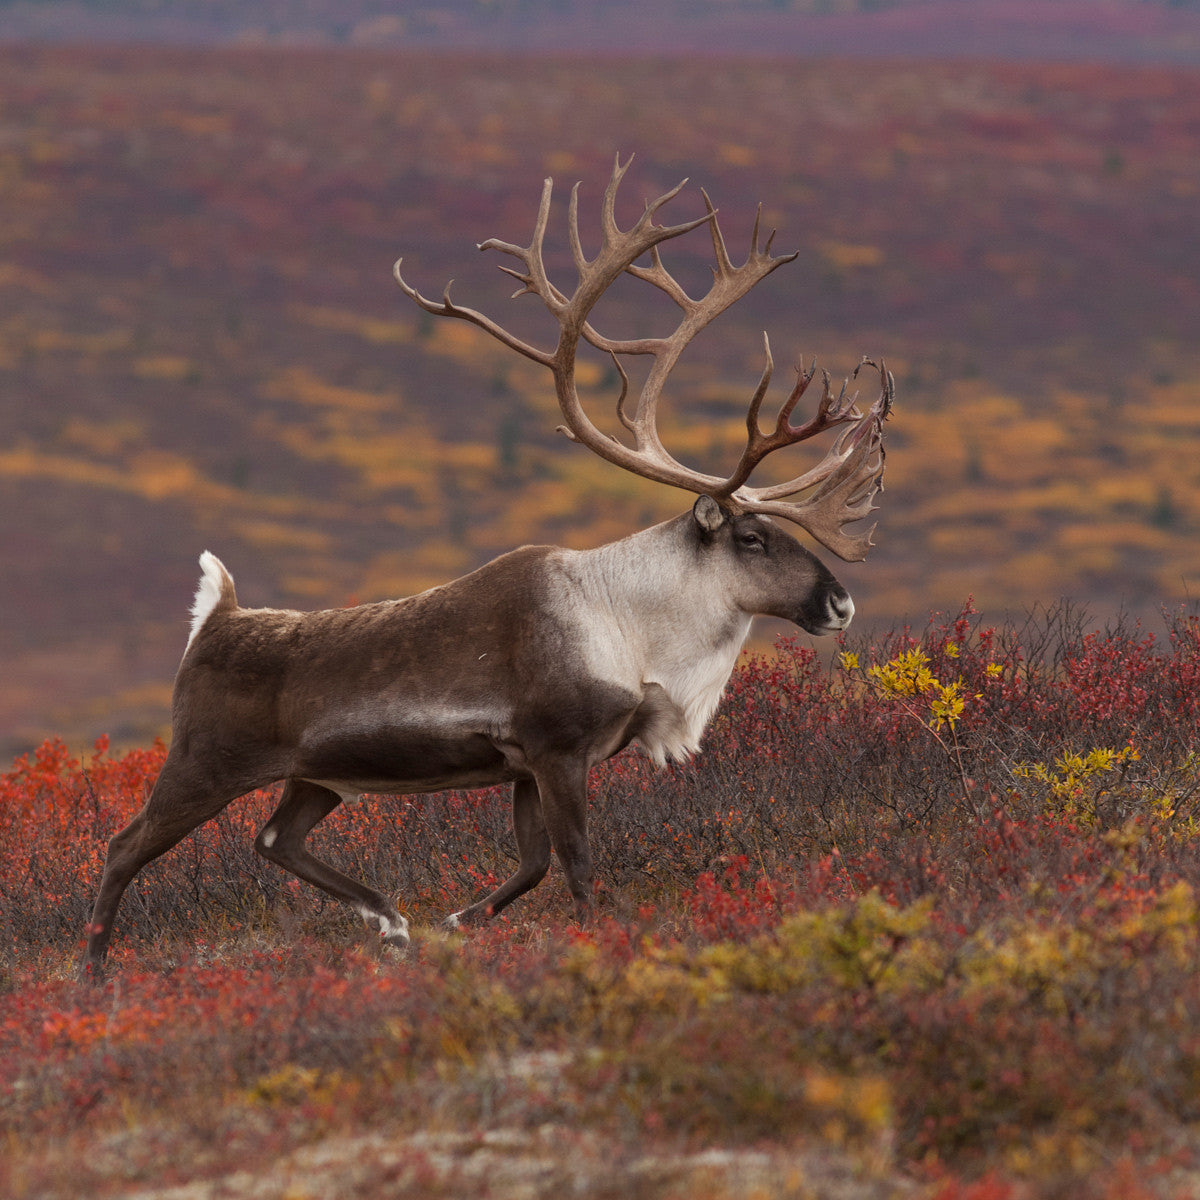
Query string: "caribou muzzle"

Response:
xmin=797 ymin=583 xmax=855 ymax=636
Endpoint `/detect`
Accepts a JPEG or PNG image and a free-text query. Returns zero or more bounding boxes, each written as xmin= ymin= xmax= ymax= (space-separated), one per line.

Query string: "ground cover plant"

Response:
xmin=6 ymin=604 xmax=1200 ymax=1197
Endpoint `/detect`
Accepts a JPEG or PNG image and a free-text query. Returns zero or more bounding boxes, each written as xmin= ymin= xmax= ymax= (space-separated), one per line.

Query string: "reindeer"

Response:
xmin=79 ymin=157 xmax=892 ymax=981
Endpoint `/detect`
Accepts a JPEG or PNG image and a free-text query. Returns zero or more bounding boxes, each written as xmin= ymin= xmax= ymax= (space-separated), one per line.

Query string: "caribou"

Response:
xmin=79 ymin=156 xmax=892 ymax=981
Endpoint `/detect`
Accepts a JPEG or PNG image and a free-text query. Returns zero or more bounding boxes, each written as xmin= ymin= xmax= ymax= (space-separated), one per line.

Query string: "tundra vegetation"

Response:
xmin=6 ymin=604 xmax=1200 ymax=1198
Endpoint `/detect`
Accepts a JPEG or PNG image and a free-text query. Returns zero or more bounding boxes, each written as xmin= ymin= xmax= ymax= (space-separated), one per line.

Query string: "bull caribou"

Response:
xmin=79 ymin=156 xmax=892 ymax=981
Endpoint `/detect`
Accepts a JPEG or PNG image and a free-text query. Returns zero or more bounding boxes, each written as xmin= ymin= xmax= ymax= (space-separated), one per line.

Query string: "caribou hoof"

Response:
xmin=361 ymin=907 xmax=410 ymax=951
xmin=78 ymin=960 xmax=106 ymax=987
xmin=441 ymin=903 xmax=498 ymax=931
xmin=380 ymin=913 xmax=410 ymax=952
xmin=382 ymin=929 xmax=410 ymax=953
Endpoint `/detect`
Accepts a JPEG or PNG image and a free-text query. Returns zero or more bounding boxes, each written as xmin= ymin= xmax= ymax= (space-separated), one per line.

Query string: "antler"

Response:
xmin=393 ymin=153 xmax=891 ymax=561
xmin=720 ymin=349 xmax=893 ymax=561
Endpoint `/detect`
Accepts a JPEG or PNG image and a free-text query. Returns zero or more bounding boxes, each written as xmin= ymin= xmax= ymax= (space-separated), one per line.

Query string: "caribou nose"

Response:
xmin=829 ymin=590 xmax=855 ymax=629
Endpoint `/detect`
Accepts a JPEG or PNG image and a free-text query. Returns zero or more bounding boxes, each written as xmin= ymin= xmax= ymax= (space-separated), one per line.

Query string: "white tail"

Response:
xmin=187 ymin=551 xmax=235 ymax=648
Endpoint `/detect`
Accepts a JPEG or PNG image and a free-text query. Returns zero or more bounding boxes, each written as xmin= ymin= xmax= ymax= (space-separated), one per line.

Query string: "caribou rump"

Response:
xmin=79 ymin=156 xmax=891 ymax=981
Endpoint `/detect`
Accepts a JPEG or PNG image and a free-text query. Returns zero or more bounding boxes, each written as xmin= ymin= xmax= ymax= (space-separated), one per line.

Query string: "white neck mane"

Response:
xmin=552 ymin=521 xmax=752 ymax=764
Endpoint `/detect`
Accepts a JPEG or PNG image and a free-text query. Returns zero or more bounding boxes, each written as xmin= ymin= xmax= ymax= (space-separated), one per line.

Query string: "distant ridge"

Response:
xmin=1 ymin=0 xmax=1199 ymax=63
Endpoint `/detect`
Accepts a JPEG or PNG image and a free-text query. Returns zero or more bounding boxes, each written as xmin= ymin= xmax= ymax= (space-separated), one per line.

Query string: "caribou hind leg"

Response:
xmin=445 ymin=777 xmax=552 ymax=927
xmin=79 ymin=754 xmax=245 ymax=982
xmin=255 ymin=779 xmax=410 ymax=950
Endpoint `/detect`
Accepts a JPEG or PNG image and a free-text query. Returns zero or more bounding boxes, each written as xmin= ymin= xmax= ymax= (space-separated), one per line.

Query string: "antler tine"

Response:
xmin=700 ymin=189 xmax=734 ymax=277
xmin=624 ymin=243 xmax=697 ymax=311
xmin=778 ymin=359 xmax=822 ymax=429
xmin=599 ymin=153 xmax=633 ymax=245
xmin=745 ymin=429 xmax=885 ymax=561
xmin=585 ymin=201 xmax=795 ymax=365
xmin=745 ymin=331 xmax=776 ymax=438
xmin=568 ymin=181 xmax=588 ymax=274
xmin=477 ymin=175 xmax=561 ymax=311
xmin=393 ymin=258 xmax=555 ymax=368
xmin=716 ymin=350 xmax=848 ymax=500
xmin=745 ymin=360 xmax=889 ymax=506
xmin=640 ymin=175 xmax=692 ymax=228
xmin=731 ymin=357 xmax=893 ymax=561
xmin=596 ymin=153 xmax=695 ymax=249
xmin=750 ymin=203 xmax=762 ymax=253
xmin=611 ymin=352 xmax=635 ymax=433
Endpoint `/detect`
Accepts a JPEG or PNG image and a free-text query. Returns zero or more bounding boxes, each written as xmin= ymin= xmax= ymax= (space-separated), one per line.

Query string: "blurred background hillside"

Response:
xmin=1 ymin=0 xmax=1199 ymax=758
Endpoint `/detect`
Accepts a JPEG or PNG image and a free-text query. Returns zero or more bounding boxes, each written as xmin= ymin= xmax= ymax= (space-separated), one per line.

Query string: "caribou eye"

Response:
xmin=737 ymin=531 xmax=766 ymax=553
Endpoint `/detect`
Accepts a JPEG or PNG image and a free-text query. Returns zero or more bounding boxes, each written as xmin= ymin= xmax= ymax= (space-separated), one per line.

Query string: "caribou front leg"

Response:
xmin=532 ymin=757 xmax=594 ymax=923
xmin=445 ymin=777 xmax=552 ymax=928
xmin=256 ymin=779 xmax=410 ymax=950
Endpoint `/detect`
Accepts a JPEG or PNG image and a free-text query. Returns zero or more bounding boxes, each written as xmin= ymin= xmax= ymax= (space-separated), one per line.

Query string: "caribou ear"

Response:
xmin=693 ymin=495 xmax=727 ymax=533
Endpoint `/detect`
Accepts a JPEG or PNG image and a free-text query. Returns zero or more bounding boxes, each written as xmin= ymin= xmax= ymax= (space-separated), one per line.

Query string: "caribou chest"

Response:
xmin=545 ymin=538 xmax=753 ymax=765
